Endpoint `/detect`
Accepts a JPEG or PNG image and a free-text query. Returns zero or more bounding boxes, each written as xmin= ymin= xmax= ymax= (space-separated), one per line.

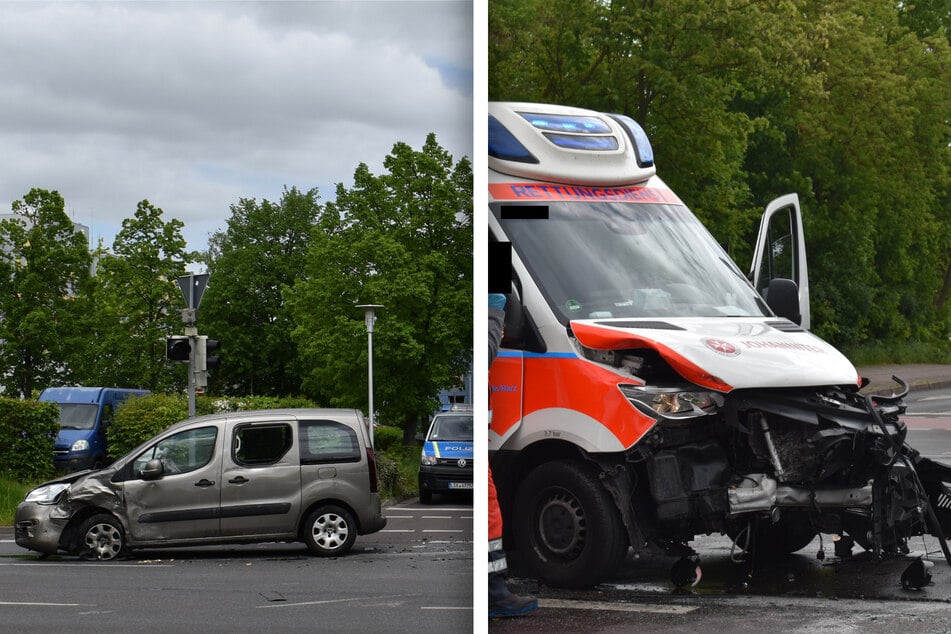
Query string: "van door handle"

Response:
xmin=195 ymin=479 xmax=215 ymax=487
xmin=229 ymin=476 xmax=249 ymax=484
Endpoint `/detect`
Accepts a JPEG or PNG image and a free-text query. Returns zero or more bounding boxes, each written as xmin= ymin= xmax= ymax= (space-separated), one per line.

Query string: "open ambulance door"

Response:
xmin=750 ymin=193 xmax=811 ymax=330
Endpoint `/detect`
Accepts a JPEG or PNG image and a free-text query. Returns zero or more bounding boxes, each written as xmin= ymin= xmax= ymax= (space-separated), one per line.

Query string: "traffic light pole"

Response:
xmin=171 ymin=276 xmax=215 ymax=418
xmin=185 ymin=325 xmax=198 ymax=417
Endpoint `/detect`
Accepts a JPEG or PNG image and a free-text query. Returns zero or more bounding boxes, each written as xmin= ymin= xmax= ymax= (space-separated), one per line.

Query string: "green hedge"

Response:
xmin=108 ymin=393 xmax=189 ymax=458
xmin=0 ymin=398 xmax=58 ymax=482
xmin=373 ymin=425 xmax=403 ymax=452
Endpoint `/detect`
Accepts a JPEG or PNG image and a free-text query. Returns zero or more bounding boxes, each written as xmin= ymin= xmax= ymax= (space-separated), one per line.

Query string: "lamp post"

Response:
xmin=356 ymin=304 xmax=383 ymax=447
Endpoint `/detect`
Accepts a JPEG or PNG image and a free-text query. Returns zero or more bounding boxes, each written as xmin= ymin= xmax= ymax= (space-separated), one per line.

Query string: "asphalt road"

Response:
xmin=0 ymin=497 xmax=473 ymax=633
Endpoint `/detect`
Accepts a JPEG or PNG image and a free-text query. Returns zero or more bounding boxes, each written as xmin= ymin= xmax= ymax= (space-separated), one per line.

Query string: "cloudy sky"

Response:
xmin=0 ymin=1 xmax=473 ymax=254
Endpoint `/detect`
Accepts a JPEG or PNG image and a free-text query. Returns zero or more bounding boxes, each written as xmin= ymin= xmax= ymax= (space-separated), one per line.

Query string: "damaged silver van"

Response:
xmin=15 ymin=409 xmax=386 ymax=560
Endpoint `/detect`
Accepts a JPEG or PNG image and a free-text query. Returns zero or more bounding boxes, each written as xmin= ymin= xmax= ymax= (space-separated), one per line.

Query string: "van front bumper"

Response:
xmin=14 ymin=502 xmax=67 ymax=556
xmin=53 ymin=453 xmax=94 ymax=474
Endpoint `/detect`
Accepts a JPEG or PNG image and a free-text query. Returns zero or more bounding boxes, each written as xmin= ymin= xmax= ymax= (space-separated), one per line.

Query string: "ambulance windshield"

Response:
xmin=493 ymin=200 xmax=771 ymax=325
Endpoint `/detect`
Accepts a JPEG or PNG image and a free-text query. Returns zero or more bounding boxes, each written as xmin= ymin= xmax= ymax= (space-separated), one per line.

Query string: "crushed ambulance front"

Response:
xmin=487 ymin=101 xmax=951 ymax=588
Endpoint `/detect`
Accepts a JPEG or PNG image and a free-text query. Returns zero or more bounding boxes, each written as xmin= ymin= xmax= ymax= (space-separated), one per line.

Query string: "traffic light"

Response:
xmin=194 ymin=336 xmax=220 ymax=389
xmin=166 ymin=336 xmax=190 ymax=362
xmin=204 ymin=338 xmax=220 ymax=371
xmin=194 ymin=336 xmax=220 ymax=372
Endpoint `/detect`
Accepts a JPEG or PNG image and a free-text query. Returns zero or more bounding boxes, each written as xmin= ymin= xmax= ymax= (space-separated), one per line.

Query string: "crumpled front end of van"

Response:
xmin=15 ymin=470 xmax=122 ymax=557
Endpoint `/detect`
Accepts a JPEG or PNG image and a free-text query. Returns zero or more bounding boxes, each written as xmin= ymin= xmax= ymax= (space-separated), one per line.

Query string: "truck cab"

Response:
xmin=40 ymin=387 xmax=150 ymax=473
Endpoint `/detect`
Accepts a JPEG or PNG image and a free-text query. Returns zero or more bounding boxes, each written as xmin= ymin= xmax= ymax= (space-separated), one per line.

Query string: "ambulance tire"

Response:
xmin=513 ymin=460 xmax=628 ymax=588
xmin=730 ymin=510 xmax=817 ymax=558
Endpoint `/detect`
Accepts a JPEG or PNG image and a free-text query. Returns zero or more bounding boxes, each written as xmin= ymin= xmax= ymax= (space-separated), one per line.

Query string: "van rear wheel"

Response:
xmin=77 ymin=513 xmax=125 ymax=561
xmin=304 ymin=505 xmax=357 ymax=556
xmin=513 ymin=460 xmax=628 ymax=588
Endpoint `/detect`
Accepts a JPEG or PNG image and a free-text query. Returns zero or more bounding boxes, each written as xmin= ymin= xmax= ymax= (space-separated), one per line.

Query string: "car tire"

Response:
xmin=303 ymin=505 xmax=357 ymax=556
xmin=77 ymin=513 xmax=126 ymax=561
xmin=513 ymin=460 xmax=628 ymax=588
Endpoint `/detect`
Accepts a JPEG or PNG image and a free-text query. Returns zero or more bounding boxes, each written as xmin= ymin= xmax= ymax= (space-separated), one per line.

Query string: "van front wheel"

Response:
xmin=513 ymin=460 xmax=628 ymax=588
xmin=77 ymin=513 xmax=125 ymax=561
xmin=304 ymin=505 xmax=357 ymax=556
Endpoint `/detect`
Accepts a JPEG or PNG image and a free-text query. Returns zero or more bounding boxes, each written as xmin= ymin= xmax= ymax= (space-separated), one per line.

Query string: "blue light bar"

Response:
xmin=488 ymin=115 xmax=538 ymax=163
xmin=519 ymin=112 xmax=612 ymax=134
xmin=543 ymin=133 xmax=619 ymax=151
xmin=608 ymin=113 xmax=654 ymax=167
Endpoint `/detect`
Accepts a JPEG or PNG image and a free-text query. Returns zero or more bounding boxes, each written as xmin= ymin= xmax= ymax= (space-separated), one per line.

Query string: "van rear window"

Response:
xmin=300 ymin=420 xmax=361 ymax=464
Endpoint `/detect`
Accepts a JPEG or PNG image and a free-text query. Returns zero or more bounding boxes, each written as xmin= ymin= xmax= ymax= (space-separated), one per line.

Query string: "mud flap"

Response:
xmin=912 ymin=456 xmax=951 ymax=538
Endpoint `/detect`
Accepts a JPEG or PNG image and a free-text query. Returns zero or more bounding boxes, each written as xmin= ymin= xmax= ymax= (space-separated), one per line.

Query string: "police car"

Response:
xmin=418 ymin=405 xmax=473 ymax=504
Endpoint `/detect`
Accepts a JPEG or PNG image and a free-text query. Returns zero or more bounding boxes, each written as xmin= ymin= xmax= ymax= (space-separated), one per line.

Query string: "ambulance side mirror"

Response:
xmin=766 ymin=278 xmax=801 ymax=326
xmin=502 ymin=289 xmax=524 ymax=344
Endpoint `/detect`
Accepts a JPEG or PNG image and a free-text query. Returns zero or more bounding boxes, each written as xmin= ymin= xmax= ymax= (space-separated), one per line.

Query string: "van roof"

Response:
xmin=38 ymin=387 xmax=149 ymax=403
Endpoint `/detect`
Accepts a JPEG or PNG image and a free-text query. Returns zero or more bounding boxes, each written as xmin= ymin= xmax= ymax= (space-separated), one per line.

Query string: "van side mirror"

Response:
xmin=141 ymin=459 xmax=165 ymax=481
xmin=766 ymin=278 xmax=801 ymax=325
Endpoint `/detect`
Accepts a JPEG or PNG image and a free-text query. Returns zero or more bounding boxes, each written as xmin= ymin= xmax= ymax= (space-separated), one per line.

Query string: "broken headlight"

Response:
xmin=24 ymin=482 xmax=70 ymax=505
xmin=619 ymin=384 xmax=723 ymax=420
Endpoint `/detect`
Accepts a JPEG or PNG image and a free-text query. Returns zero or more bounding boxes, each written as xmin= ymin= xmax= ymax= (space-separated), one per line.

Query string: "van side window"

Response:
xmin=100 ymin=404 xmax=114 ymax=433
xmin=233 ymin=423 xmax=292 ymax=465
xmin=299 ymin=420 xmax=361 ymax=464
xmin=133 ymin=426 xmax=218 ymax=477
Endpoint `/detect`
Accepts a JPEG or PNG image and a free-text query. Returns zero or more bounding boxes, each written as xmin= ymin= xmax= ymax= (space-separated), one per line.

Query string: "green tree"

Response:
xmin=200 ymin=187 xmax=321 ymax=395
xmin=77 ymin=200 xmax=194 ymax=391
xmin=0 ymin=188 xmax=92 ymax=397
xmin=288 ymin=135 xmax=472 ymax=440
xmin=489 ymin=0 xmax=951 ymax=349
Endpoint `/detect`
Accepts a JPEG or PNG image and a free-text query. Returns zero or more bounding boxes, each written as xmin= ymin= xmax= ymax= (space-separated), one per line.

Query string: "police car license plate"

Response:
xmin=449 ymin=482 xmax=473 ymax=489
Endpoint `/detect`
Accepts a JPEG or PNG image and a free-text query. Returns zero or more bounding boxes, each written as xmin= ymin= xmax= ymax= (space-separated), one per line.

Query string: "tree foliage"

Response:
xmin=77 ymin=200 xmax=194 ymax=391
xmin=288 ymin=134 xmax=473 ymax=439
xmin=490 ymin=0 xmax=951 ymax=348
xmin=199 ymin=187 xmax=320 ymax=396
xmin=0 ymin=189 xmax=92 ymax=397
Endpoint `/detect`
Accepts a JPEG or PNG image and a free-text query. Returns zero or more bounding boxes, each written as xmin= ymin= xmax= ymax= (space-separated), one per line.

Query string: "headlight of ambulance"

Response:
xmin=619 ymin=384 xmax=723 ymax=420
xmin=71 ymin=439 xmax=89 ymax=452
xmin=24 ymin=482 xmax=70 ymax=505
xmin=421 ymin=453 xmax=438 ymax=466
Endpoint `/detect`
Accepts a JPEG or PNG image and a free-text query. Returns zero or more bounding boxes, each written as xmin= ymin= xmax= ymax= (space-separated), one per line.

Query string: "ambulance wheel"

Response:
xmin=730 ymin=510 xmax=817 ymax=557
xmin=513 ymin=460 xmax=628 ymax=588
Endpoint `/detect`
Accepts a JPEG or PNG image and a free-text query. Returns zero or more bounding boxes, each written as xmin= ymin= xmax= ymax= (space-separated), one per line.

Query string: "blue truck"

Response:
xmin=39 ymin=387 xmax=150 ymax=473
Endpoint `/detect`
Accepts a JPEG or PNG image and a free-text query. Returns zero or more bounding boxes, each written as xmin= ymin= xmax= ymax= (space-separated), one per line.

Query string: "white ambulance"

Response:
xmin=487 ymin=101 xmax=951 ymax=588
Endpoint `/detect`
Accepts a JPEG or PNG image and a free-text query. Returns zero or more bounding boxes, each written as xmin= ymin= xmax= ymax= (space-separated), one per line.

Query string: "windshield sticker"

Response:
xmin=704 ymin=338 xmax=740 ymax=356
xmin=490 ymin=183 xmax=681 ymax=204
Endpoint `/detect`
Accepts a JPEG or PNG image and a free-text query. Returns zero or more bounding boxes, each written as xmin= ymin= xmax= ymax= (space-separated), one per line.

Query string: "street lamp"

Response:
xmin=356 ymin=304 xmax=383 ymax=447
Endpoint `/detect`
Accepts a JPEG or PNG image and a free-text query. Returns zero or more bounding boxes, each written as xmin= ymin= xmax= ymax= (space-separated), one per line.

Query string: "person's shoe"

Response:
xmin=488 ymin=592 xmax=538 ymax=618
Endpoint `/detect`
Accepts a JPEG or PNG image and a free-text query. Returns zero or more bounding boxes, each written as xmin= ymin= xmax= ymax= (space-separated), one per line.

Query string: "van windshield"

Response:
xmin=428 ymin=415 xmax=473 ymax=442
xmin=493 ymin=200 xmax=771 ymax=325
xmin=57 ymin=403 xmax=99 ymax=430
